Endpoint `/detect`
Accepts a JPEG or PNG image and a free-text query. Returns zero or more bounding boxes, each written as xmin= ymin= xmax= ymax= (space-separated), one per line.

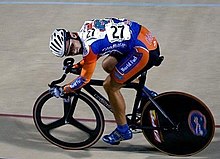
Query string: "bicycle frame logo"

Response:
xmin=149 ymin=110 xmax=163 ymax=143
xmin=93 ymin=93 xmax=112 ymax=111
xmin=83 ymin=82 xmax=113 ymax=112
xmin=188 ymin=110 xmax=207 ymax=137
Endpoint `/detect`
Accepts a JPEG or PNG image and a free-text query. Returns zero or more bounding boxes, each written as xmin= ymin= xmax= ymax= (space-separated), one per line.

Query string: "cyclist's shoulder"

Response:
xmin=79 ymin=18 xmax=110 ymax=32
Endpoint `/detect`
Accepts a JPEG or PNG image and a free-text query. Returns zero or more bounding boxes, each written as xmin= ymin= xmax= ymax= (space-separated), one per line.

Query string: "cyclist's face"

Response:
xmin=65 ymin=33 xmax=82 ymax=56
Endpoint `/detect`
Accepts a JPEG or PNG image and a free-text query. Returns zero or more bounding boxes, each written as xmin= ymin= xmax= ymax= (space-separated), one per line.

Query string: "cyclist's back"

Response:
xmin=78 ymin=18 xmax=158 ymax=59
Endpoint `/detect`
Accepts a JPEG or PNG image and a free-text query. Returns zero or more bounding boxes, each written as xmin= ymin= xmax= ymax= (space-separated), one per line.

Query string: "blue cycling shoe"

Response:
xmin=102 ymin=128 xmax=133 ymax=145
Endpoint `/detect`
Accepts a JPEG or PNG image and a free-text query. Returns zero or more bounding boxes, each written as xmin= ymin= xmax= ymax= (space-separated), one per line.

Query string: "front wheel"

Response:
xmin=141 ymin=91 xmax=215 ymax=156
xmin=33 ymin=90 xmax=105 ymax=150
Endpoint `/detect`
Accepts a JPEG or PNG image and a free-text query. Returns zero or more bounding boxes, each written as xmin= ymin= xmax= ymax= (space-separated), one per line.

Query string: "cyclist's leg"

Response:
xmin=103 ymin=75 xmax=126 ymax=125
xmin=102 ymin=52 xmax=129 ymax=126
xmin=102 ymin=48 xmax=150 ymax=145
xmin=103 ymin=75 xmax=132 ymax=145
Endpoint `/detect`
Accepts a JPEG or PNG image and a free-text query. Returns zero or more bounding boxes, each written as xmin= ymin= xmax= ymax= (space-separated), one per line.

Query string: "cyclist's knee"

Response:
xmin=102 ymin=63 xmax=111 ymax=73
xmin=102 ymin=56 xmax=118 ymax=73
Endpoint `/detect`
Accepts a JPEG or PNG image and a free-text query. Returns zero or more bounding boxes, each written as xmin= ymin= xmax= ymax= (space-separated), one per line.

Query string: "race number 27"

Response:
xmin=107 ymin=23 xmax=131 ymax=43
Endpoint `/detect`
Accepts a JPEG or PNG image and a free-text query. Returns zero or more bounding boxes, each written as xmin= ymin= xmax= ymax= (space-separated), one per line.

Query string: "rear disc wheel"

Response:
xmin=141 ymin=91 xmax=215 ymax=156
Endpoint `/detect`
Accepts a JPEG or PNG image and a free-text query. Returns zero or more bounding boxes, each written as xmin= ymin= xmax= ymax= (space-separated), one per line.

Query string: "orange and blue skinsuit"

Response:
xmin=63 ymin=18 xmax=159 ymax=93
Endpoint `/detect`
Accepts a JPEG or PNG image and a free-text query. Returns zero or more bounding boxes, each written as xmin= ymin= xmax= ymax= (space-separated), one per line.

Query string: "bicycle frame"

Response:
xmin=71 ymin=71 xmax=176 ymax=128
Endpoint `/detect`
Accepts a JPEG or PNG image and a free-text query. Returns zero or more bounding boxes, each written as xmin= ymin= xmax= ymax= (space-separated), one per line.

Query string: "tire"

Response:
xmin=141 ymin=91 xmax=215 ymax=156
xmin=33 ymin=90 xmax=105 ymax=150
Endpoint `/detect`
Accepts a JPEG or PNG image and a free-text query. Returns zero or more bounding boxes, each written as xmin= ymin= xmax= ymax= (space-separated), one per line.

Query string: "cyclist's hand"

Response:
xmin=49 ymin=86 xmax=64 ymax=98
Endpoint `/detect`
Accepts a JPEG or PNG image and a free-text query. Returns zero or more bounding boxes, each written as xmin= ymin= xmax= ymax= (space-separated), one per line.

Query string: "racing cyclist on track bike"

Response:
xmin=49 ymin=17 xmax=160 ymax=145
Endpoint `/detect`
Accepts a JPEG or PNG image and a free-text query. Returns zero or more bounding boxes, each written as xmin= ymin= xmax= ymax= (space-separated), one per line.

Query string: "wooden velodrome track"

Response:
xmin=0 ymin=0 xmax=220 ymax=158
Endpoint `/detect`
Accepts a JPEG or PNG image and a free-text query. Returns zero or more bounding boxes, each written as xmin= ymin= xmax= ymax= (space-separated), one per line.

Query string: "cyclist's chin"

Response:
xmin=65 ymin=48 xmax=82 ymax=56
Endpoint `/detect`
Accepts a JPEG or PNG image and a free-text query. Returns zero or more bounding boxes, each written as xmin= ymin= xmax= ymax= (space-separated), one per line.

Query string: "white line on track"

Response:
xmin=0 ymin=1 xmax=220 ymax=7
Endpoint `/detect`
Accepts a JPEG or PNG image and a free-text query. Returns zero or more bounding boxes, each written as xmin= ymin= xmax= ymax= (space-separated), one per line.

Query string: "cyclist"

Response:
xmin=49 ymin=18 xmax=160 ymax=145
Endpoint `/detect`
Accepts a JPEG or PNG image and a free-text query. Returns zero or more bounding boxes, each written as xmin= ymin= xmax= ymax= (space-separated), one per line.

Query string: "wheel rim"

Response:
xmin=33 ymin=91 xmax=104 ymax=149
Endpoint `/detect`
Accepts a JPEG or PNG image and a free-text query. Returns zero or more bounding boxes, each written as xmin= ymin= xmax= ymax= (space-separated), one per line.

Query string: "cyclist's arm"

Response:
xmin=63 ymin=49 xmax=98 ymax=94
xmin=63 ymin=62 xmax=96 ymax=93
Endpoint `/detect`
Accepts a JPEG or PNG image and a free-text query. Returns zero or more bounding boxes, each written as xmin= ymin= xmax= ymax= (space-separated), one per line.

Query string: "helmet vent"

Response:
xmin=51 ymin=42 xmax=60 ymax=51
xmin=50 ymin=46 xmax=59 ymax=53
xmin=57 ymin=35 xmax=62 ymax=43
xmin=54 ymin=39 xmax=61 ymax=48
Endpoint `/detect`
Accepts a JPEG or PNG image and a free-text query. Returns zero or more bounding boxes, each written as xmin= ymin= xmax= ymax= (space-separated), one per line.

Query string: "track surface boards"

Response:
xmin=0 ymin=0 xmax=220 ymax=158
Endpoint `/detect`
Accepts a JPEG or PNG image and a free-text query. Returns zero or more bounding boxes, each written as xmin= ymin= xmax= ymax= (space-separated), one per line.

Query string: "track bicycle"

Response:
xmin=33 ymin=57 xmax=215 ymax=156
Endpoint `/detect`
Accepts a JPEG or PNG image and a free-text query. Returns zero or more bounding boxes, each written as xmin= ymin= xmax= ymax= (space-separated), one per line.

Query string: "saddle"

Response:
xmin=154 ymin=56 xmax=164 ymax=66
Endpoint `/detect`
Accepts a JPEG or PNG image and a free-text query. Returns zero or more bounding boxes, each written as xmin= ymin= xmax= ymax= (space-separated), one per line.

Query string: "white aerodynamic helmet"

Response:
xmin=49 ymin=28 xmax=68 ymax=57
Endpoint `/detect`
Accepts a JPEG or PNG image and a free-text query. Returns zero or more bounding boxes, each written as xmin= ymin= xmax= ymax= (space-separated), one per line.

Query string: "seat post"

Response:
xmin=138 ymin=71 xmax=147 ymax=88
xmin=130 ymin=71 xmax=147 ymax=125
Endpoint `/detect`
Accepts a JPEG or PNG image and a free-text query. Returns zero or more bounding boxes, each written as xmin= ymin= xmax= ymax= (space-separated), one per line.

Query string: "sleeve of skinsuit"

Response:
xmin=63 ymin=49 xmax=97 ymax=93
